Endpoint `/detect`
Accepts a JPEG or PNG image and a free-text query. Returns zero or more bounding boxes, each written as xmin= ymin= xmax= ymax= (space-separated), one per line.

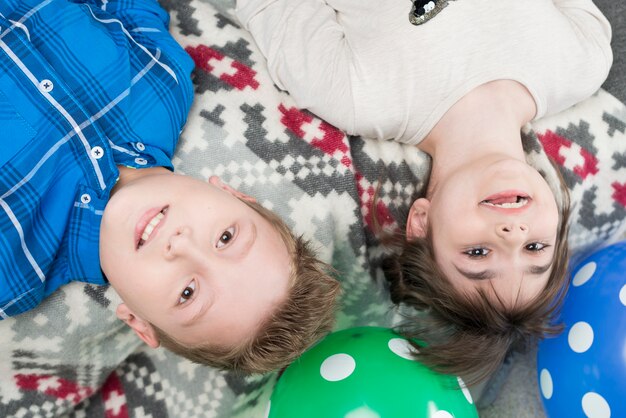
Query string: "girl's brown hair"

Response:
xmin=378 ymin=163 xmax=571 ymax=385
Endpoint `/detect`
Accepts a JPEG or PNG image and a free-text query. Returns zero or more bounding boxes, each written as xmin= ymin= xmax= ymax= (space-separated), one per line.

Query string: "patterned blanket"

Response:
xmin=1 ymin=1 xmax=625 ymax=417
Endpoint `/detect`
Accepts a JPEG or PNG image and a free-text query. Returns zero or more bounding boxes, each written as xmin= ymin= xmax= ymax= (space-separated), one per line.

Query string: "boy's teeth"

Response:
xmin=141 ymin=212 xmax=164 ymax=242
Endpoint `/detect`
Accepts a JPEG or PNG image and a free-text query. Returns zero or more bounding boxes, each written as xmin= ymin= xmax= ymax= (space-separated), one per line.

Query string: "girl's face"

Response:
xmin=407 ymin=156 xmax=559 ymax=306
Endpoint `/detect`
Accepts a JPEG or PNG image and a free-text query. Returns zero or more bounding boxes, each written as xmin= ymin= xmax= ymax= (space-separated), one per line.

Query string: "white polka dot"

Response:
xmin=388 ymin=338 xmax=417 ymax=360
xmin=432 ymin=411 xmax=453 ymax=418
xmin=582 ymin=392 xmax=611 ymax=418
xmin=620 ymin=284 xmax=626 ymax=306
xmin=264 ymin=401 xmax=271 ymax=418
xmin=345 ymin=406 xmax=381 ymax=418
xmin=568 ymin=322 xmax=594 ymax=353
xmin=457 ymin=376 xmax=473 ymax=404
xmin=573 ymin=262 xmax=597 ymax=287
xmin=320 ymin=353 xmax=356 ymax=382
xmin=540 ymin=369 xmax=554 ymax=399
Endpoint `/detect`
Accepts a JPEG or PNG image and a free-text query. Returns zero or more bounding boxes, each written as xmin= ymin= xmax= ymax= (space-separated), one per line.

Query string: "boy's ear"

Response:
xmin=116 ymin=304 xmax=160 ymax=348
xmin=406 ymin=198 xmax=430 ymax=239
xmin=208 ymin=176 xmax=256 ymax=203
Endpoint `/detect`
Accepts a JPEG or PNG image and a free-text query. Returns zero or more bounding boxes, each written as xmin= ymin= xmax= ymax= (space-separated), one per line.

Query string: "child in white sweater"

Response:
xmin=236 ymin=0 xmax=612 ymax=382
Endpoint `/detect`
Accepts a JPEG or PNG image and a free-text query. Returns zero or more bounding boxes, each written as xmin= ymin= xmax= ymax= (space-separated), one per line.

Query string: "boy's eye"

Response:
xmin=465 ymin=247 xmax=490 ymax=258
xmin=525 ymin=242 xmax=549 ymax=252
xmin=179 ymin=280 xmax=196 ymax=304
xmin=216 ymin=226 xmax=236 ymax=248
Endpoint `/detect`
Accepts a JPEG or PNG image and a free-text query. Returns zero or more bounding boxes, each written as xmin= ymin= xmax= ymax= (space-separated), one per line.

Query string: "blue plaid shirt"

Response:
xmin=0 ymin=0 xmax=194 ymax=319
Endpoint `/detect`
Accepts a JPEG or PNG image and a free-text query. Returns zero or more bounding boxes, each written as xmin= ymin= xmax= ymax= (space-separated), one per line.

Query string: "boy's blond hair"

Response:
xmin=153 ymin=199 xmax=341 ymax=373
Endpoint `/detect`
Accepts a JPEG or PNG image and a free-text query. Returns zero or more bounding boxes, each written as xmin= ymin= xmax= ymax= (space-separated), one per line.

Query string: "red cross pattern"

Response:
xmin=278 ymin=104 xmax=352 ymax=168
xmin=612 ymin=181 xmax=626 ymax=208
xmin=102 ymin=372 xmax=129 ymax=418
xmin=15 ymin=373 xmax=94 ymax=405
xmin=537 ymin=130 xmax=599 ymax=180
xmin=185 ymin=44 xmax=259 ymax=90
xmin=356 ymin=172 xmax=396 ymax=230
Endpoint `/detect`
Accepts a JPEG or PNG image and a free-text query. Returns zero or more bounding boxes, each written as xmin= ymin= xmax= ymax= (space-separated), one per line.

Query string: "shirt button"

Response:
xmin=80 ymin=194 xmax=91 ymax=204
xmin=39 ymin=79 xmax=54 ymax=93
xmin=135 ymin=142 xmax=146 ymax=151
xmin=135 ymin=157 xmax=148 ymax=166
xmin=91 ymin=146 xmax=104 ymax=159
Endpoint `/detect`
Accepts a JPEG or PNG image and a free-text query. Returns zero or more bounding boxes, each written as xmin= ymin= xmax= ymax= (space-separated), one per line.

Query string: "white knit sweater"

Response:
xmin=237 ymin=0 xmax=612 ymax=144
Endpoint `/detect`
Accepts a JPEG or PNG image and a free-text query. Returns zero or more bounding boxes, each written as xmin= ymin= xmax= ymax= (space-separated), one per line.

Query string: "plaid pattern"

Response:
xmin=0 ymin=0 xmax=194 ymax=318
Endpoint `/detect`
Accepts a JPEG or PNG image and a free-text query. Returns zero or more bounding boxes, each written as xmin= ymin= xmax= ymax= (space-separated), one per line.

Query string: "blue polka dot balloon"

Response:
xmin=537 ymin=241 xmax=626 ymax=418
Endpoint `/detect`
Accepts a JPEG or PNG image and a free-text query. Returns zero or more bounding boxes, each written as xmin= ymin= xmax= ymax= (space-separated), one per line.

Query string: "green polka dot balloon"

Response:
xmin=267 ymin=327 xmax=478 ymax=418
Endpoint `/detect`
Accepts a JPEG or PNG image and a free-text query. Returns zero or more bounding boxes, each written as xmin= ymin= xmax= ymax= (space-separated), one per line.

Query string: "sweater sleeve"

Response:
xmin=236 ymin=0 xmax=356 ymax=134
xmin=552 ymin=0 xmax=613 ymax=92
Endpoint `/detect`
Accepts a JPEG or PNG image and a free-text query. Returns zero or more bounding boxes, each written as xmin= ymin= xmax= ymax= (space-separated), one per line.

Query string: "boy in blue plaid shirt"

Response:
xmin=0 ymin=0 xmax=339 ymax=373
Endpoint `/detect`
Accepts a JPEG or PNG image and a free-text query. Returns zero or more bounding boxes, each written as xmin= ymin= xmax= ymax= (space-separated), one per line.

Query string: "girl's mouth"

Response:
xmin=480 ymin=191 xmax=531 ymax=210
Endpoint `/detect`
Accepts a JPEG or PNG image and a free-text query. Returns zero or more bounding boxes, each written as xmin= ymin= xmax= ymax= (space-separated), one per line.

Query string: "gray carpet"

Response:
xmin=596 ymin=0 xmax=626 ymax=102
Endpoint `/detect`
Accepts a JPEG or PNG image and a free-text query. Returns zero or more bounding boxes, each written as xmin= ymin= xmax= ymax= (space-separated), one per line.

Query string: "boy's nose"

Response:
xmin=164 ymin=226 xmax=194 ymax=260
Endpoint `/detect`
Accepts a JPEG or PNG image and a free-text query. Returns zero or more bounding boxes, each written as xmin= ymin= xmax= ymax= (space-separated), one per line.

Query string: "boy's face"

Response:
xmin=100 ymin=172 xmax=291 ymax=350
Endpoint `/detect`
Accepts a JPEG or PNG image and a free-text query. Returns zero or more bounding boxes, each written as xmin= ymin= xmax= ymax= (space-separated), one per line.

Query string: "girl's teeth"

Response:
xmin=141 ymin=212 xmax=164 ymax=242
xmin=483 ymin=198 xmax=528 ymax=209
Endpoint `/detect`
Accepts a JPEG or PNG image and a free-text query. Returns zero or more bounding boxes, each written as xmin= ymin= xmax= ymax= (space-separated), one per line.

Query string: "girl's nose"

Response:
xmin=496 ymin=222 xmax=528 ymax=241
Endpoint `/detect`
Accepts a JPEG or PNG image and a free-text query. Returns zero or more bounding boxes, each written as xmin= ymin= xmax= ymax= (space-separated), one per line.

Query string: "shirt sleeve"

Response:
xmin=235 ymin=0 xmax=356 ymax=134
xmin=76 ymin=0 xmax=194 ymax=99
xmin=551 ymin=0 xmax=613 ymax=91
xmin=73 ymin=0 xmax=195 ymax=161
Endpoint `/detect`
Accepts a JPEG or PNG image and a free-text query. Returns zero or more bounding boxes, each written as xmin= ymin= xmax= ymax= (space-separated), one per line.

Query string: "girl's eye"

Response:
xmin=216 ymin=226 xmax=236 ymax=248
xmin=179 ymin=280 xmax=196 ymax=304
xmin=465 ymin=247 xmax=490 ymax=258
xmin=525 ymin=242 xmax=549 ymax=252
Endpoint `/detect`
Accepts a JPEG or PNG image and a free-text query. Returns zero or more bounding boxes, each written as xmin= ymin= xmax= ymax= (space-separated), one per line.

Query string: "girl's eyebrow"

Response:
xmin=454 ymin=261 xmax=553 ymax=281
xmin=527 ymin=261 xmax=553 ymax=275
xmin=454 ymin=265 xmax=495 ymax=281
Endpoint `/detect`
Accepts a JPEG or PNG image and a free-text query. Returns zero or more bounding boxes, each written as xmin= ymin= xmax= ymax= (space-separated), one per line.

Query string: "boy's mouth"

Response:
xmin=136 ymin=206 xmax=169 ymax=249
